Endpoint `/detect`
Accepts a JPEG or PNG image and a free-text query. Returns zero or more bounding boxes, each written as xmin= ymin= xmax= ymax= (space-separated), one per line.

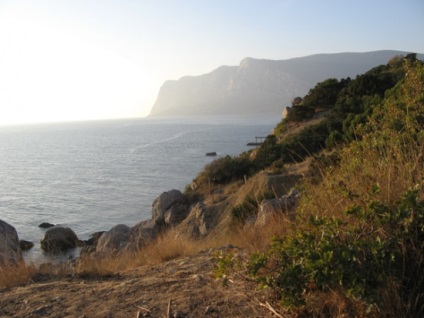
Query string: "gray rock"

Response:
xmin=125 ymin=219 xmax=158 ymax=253
xmin=40 ymin=226 xmax=79 ymax=254
xmin=96 ymin=224 xmax=131 ymax=253
xmin=279 ymin=188 xmax=300 ymax=210
xmin=0 ymin=220 xmax=23 ymax=266
xmin=39 ymin=222 xmax=55 ymax=229
xmin=85 ymin=231 xmax=105 ymax=246
xmin=175 ymin=203 xmax=219 ymax=239
xmin=256 ymin=199 xmax=282 ymax=226
xmin=256 ymin=189 xmax=300 ymax=226
xmin=152 ymin=190 xmax=185 ymax=225
xmin=164 ymin=202 xmax=190 ymax=226
xmin=19 ymin=240 xmax=34 ymax=251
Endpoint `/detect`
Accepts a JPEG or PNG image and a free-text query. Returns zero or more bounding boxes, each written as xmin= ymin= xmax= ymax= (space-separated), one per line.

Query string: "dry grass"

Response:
xmin=75 ymin=229 xmax=227 ymax=276
xmin=0 ymin=263 xmax=36 ymax=288
xmin=75 ymin=212 xmax=293 ymax=277
xmin=228 ymin=214 xmax=291 ymax=252
xmin=299 ymin=134 xmax=424 ymax=220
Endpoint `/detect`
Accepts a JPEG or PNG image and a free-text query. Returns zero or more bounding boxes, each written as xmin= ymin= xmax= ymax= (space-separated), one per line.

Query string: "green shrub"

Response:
xmin=285 ymin=106 xmax=315 ymax=122
xmin=273 ymin=119 xmax=287 ymax=136
xmin=248 ymin=186 xmax=423 ymax=312
xmin=199 ymin=154 xmax=251 ymax=184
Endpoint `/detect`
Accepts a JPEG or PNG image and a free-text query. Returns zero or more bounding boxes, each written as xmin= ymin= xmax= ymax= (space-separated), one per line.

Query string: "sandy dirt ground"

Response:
xmin=0 ymin=248 xmax=278 ymax=318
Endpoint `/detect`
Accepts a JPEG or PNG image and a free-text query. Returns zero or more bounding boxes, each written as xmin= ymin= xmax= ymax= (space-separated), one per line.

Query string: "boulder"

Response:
xmin=279 ymin=188 xmax=300 ymax=211
xmin=19 ymin=240 xmax=34 ymax=251
xmin=0 ymin=220 xmax=23 ymax=266
xmin=39 ymin=222 xmax=55 ymax=229
xmin=152 ymin=190 xmax=186 ymax=225
xmin=256 ymin=189 xmax=300 ymax=226
xmin=40 ymin=226 xmax=79 ymax=254
xmin=256 ymin=199 xmax=282 ymax=226
xmin=85 ymin=231 xmax=106 ymax=246
xmin=125 ymin=219 xmax=159 ymax=253
xmin=164 ymin=202 xmax=190 ymax=226
xmin=96 ymin=224 xmax=131 ymax=253
xmin=175 ymin=203 xmax=219 ymax=239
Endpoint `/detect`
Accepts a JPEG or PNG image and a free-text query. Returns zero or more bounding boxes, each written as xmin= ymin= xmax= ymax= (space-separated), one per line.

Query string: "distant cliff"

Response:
xmin=149 ymin=50 xmax=422 ymax=117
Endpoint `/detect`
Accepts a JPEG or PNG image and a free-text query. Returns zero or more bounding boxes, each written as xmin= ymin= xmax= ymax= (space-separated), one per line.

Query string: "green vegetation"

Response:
xmin=195 ymin=55 xmax=415 ymax=191
xmin=213 ymin=57 xmax=424 ymax=316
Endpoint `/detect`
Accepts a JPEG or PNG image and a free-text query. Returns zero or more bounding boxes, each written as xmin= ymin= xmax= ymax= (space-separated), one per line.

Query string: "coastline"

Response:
xmin=2 ymin=117 xmax=278 ymax=265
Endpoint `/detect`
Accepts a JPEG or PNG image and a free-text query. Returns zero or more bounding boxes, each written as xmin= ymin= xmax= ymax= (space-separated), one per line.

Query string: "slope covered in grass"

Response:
xmin=217 ymin=57 xmax=424 ymax=317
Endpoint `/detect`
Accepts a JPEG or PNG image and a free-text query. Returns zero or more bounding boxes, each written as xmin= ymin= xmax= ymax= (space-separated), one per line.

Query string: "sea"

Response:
xmin=0 ymin=116 xmax=279 ymax=263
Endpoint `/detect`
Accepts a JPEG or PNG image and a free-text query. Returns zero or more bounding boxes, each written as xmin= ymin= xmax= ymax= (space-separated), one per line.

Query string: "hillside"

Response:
xmin=149 ymin=50 xmax=423 ymax=117
xmin=1 ymin=54 xmax=423 ymax=318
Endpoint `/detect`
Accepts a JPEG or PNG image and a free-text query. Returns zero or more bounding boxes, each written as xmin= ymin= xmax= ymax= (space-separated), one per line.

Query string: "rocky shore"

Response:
xmin=0 ymin=169 xmax=302 ymax=270
xmin=0 ymin=169 xmax=303 ymax=318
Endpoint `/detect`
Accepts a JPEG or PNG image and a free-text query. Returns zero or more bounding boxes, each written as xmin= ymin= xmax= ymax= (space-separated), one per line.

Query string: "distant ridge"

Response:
xmin=149 ymin=50 xmax=424 ymax=117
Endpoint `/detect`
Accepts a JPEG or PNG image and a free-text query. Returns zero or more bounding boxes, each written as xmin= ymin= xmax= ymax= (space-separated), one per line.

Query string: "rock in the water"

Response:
xmin=39 ymin=222 xmax=55 ymax=229
xmin=40 ymin=226 xmax=79 ymax=254
xmin=152 ymin=190 xmax=186 ymax=225
xmin=0 ymin=220 xmax=23 ymax=266
xmin=96 ymin=224 xmax=131 ymax=253
xmin=19 ymin=240 xmax=34 ymax=251
xmin=205 ymin=152 xmax=217 ymax=156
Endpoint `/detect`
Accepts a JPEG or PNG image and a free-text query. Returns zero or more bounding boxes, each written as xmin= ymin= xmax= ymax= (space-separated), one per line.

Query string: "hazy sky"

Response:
xmin=1 ymin=0 xmax=423 ymax=125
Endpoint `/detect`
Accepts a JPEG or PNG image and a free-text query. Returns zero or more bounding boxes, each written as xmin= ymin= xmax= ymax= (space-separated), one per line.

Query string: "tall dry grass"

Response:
xmin=0 ymin=263 xmax=36 ymax=288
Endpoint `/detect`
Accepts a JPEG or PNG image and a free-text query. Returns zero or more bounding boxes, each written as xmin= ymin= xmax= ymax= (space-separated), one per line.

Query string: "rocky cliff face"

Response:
xmin=149 ymin=50 xmax=418 ymax=117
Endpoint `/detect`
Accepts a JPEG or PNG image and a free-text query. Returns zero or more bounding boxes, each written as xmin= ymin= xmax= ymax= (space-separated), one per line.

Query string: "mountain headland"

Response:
xmin=150 ymin=50 xmax=423 ymax=117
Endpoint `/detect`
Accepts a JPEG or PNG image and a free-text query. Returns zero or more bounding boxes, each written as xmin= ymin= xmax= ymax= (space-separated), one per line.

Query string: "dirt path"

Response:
xmin=0 ymin=249 xmax=275 ymax=318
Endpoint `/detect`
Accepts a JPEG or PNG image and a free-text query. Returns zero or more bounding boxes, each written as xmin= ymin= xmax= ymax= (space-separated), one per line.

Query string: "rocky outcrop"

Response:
xmin=152 ymin=190 xmax=189 ymax=226
xmin=0 ymin=220 xmax=23 ymax=266
xmin=96 ymin=224 xmax=131 ymax=253
xmin=84 ymin=231 xmax=105 ymax=246
xmin=125 ymin=219 xmax=158 ymax=253
xmin=40 ymin=226 xmax=79 ymax=254
xmin=175 ymin=203 xmax=222 ymax=239
xmin=256 ymin=189 xmax=300 ymax=226
xmin=82 ymin=190 xmax=192 ymax=258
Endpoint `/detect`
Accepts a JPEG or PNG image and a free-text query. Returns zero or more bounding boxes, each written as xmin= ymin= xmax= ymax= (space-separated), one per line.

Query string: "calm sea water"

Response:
xmin=0 ymin=116 xmax=278 ymax=263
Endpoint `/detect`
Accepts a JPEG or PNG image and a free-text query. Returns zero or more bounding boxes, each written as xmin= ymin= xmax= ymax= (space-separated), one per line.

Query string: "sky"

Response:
xmin=0 ymin=0 xmax=423 ymax=126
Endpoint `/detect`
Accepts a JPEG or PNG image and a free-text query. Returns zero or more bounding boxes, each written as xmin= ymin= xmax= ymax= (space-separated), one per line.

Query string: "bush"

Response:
xmin=302 ymin=78 xmax=347 ymax=108
xmin=285 ymin=106 xmax=315 ymax=122
xmin=249 ymin=187 xmax=423 ymax=313
xmin=199 ymin=154 xmax=251 ymax=184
